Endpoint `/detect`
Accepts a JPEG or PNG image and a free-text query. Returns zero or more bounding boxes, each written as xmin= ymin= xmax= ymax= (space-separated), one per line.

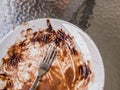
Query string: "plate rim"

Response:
xmin=0 ymin=18 xmax=105 ymax=89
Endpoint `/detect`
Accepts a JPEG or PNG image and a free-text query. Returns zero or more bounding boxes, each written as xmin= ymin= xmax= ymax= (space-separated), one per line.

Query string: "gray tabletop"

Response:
xmin=0 ymin=0 xmax=120 ymax=90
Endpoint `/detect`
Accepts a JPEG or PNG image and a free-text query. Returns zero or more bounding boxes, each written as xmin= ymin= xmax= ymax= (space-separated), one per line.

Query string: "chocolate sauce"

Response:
xmin=47 ymin=19 xmax=53 ymax=32
xmin=0 ymin=19 xmax=93 ymax=90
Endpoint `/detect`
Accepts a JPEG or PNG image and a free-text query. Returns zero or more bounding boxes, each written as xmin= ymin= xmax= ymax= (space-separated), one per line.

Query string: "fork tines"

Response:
xmin=43 ymin=45 xmax=56 ymax=64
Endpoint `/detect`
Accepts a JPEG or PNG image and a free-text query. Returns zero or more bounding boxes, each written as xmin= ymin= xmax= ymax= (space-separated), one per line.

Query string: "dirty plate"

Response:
xmin=0 ymin=18 xmax=105 ymax=90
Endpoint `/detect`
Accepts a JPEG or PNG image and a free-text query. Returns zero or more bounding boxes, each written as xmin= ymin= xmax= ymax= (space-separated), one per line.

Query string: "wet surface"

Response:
xmin=0 ymin=0 xmax=120 ymax=90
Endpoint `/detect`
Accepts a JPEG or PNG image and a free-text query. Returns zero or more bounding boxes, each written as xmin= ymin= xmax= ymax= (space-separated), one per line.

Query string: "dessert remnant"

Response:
xmin=0 ymin=19 xmax=93 ymax=90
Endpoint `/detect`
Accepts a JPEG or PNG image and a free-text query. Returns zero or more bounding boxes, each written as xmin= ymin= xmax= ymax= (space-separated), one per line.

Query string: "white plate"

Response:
xmin=0 ymin=18 xmax=105 ymax=90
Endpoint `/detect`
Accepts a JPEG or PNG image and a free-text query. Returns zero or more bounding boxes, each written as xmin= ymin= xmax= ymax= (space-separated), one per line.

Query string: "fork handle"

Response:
xmin=30 ymin=75 xmax=41 ymax=90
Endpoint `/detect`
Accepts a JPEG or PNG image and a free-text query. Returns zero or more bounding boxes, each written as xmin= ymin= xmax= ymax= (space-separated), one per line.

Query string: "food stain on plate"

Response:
xmin=0 ymin=19 xmax=94 ymax=90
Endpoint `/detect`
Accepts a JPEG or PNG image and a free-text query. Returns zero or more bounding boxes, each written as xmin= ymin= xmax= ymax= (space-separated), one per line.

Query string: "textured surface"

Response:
xmin=0 ymin=0 xmax=120 ymax=90
xmin=0 ymin=0 xmax=85 ymax=39
xmin=86 ymin=0 xmax=120 ymax=90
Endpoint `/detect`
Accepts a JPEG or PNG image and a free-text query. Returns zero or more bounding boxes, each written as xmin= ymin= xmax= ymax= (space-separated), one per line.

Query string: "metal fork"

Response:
xmin=30 ymin=45 xmax=57 ymax=90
